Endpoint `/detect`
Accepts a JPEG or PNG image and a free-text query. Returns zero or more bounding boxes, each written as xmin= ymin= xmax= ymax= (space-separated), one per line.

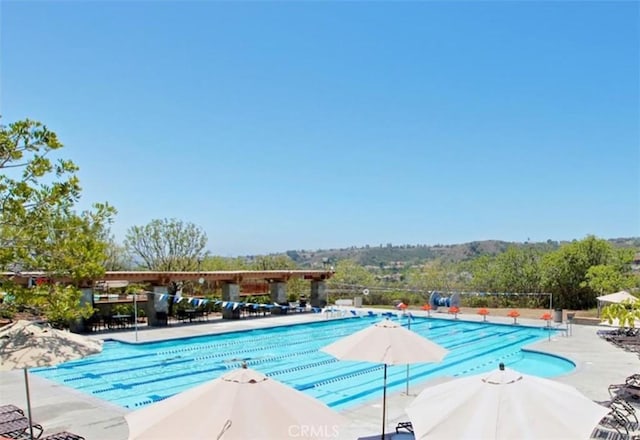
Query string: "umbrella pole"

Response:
xmin=405 ymin=365 xmax=410 ymax=395
xmin=134 ymin=292 xmax=138 ymax=342
xmin=381 ymin=364 xmax=387 ymax=440
xmin=23 ymin=368 xmax=34 ymax=440
xmin=405 ymin=317 xmax=411 ymax=395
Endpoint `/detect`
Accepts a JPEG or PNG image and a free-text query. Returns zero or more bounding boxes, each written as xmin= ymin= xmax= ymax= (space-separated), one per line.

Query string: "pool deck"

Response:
xmin=1 ymin=309 xmax=638 ymax=439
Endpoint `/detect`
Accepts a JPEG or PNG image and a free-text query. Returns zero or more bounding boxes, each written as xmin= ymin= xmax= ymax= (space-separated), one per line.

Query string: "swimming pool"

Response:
xmin=32 ymin=316 xmax=573 ymax=410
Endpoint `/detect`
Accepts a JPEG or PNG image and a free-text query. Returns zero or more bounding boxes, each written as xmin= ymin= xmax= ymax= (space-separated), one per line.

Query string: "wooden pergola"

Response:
xmin=2 ymin=270 xmax=334 ymax=289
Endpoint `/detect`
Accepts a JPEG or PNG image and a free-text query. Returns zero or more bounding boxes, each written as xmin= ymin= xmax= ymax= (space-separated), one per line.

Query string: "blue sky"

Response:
xmin=2 ymin=1 xmax=638 ymax=256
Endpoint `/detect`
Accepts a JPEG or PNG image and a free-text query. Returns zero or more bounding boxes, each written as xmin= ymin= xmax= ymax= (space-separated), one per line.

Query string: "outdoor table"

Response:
xmin=111 ymin=314 xmax=132 ymax=328
xmin=184 ymin=309 xmax=196 ymax=322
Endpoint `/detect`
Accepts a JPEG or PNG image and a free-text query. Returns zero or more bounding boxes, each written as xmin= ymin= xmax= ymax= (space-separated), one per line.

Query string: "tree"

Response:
xmin=493 ymin=246 xmax=543 ymax=293
xmin=32 ymin=203 xmax=115 ymax=281
xmin=467 ymin=255 xmax=501 ymax=292
xmin=540 ymin=235 xmax=623 ymax=309
xmin=601 ymin=300 xmax=640 ymax=329
xmin=328 ymin=259 xmax=376 ymax=296
xmin=201 ymin=256 xmax=249 ymax=271
xmin=408 ymin=260 xmax=460 ymax=292
xmin=0 ymin=119 xmax=116 ymax=325
xmin=124 ymin=218 xmax=208 ymax=271
xmin=1 ymin=119 xmax=80 ymax=269
xmin=583 ymin=264 xmax=634 ymax=296
xmin=251 ymin=255 xmax=297 ymax=270
xmin=103 ymin=237 xmax=134 ymax=271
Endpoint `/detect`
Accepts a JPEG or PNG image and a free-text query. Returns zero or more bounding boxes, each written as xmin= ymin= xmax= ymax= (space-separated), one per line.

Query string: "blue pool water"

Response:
xmin=32 ymin=316 xmax=574 ymax=410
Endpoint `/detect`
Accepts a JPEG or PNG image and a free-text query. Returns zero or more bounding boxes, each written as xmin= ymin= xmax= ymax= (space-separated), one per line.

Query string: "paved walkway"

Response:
xmin=0 ymin=310 xmax=637 ymax=439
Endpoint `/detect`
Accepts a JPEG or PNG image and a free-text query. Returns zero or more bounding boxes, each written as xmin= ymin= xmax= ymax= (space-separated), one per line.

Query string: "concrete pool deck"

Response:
xmin=0 ymin=309 xmax=638 ymax=439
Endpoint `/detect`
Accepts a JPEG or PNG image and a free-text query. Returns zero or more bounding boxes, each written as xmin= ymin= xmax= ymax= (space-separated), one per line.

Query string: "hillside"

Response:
xmin=280 ymin=237 xmax=640 ymax=269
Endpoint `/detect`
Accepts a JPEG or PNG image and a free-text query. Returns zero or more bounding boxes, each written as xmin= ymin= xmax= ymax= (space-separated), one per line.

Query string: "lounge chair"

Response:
xmin=0 ymin=414 xmax=44 ymax=439
xmin=41 ymin=431 xmax=85 ymax=440
xmin=609 ymin=382 xmax=640 ymax=399
xmin=598 ymin=395 xmax=638 ymax=425
xmin=590 ymin=425 xmax=628 ymax=440
xmin=0 ymin=405 xmax=23 ymax=416
xmin=608 ymin=374 xmax=640 ymax=399
xmin=395 ymin=421 xmax=414 ymax=434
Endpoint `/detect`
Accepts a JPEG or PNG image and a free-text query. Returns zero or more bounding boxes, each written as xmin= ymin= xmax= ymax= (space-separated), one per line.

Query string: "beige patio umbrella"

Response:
xmin=126 ymin=364 xmax=347 ymax=440
xmin=597 ymin=290 xmax=637 ymax=304
xmin=597 ymin=291 xmax=638 ymax=317
xmin=320 ymin=319 xmax=448 ymax=439
xmin=406 ymin=363 xmax=610 ymax=439
xmin=0 ymin=320 xmax=103 ymax=439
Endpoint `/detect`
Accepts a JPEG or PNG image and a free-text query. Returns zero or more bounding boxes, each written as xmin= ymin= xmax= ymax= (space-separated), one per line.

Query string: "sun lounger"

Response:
xmin=597 ymin=395 xmax=639 ymax=426
xmin=590 ymin=425 xmax=628 ymax=440
xmin=41 ymin=431 xmax=85 ymax=440
xmin=0 ymin=405 xmax=23 ymax=416
xmin=609 ymin=381 xmax=640 ymax=399
xmin=391 ymin=434 xmax=415 ymax=440
xmin=395 ymin=421 xmax=414 ymax=434
xmin=0 ymin=415 xmax=44 ymax=439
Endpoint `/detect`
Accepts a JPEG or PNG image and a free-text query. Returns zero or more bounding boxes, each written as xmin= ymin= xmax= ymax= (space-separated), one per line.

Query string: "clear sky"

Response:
xmin=2 ymin=1 xmax=639 ymax=256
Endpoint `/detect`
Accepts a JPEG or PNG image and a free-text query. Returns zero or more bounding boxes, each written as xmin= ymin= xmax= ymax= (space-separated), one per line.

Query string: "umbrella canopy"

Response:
xmin=320 ymin=319 xmax=448 ymax=365
xmin=0 ymin=320 xmax=103 ymax=440
xmin=597 ymin=290 xmax=637 ymax=304
xmin=321 ymin=319 xmax=448 ymax=439
xmin=406 ymin=363 xmax=609 ymax=440
xmin=126 ymin=364 xmax=346 ymax=440
xmin=0 ymin=320 xmax=103 ymax=369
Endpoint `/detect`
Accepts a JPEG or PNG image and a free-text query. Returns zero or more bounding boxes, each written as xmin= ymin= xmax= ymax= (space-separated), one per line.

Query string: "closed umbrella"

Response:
xmin=126 ymin=363 xmax=346 ymax=440
xmin=0 ymin=320 xmax=103 ymax=439
xmin=320 ymin=319 xmax=448 ymax=439
xmin=406 ymin=362 xmax=610 ymax=439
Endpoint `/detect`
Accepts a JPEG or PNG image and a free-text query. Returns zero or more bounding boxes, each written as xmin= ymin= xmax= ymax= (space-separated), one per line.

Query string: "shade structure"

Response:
xmin=0 ymin=320 xmax=103 ymax=439
xmin=597 ymin=290 xmax=637 ymax=304
xmin=320 ymin=319 xmax=448 ymax=439
xmin=406 ymin=363 xmax=610 ymax=440
xmin=126 ymin=364 xmax=346 ymax=440
xmin=596 ymin=291 xmax=637 ymax=318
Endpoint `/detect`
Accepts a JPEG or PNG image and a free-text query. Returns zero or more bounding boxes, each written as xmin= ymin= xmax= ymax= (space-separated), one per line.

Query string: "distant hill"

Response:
xmin=277 ymin=237 xmax=640 ymax=269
